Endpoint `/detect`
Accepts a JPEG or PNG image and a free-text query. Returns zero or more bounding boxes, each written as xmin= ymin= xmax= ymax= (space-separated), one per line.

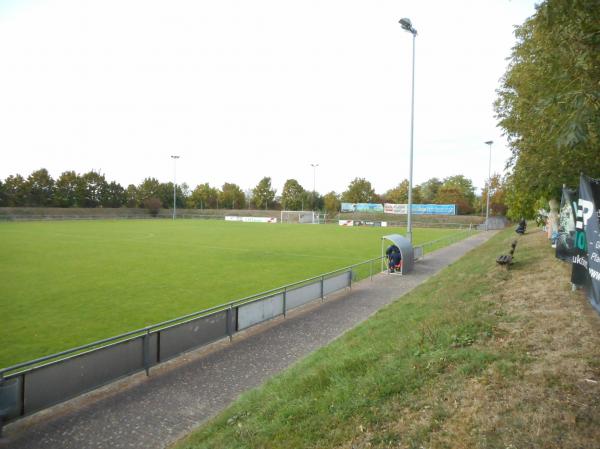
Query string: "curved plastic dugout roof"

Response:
xmin=381 ymin=234 xmax=414 ymax=274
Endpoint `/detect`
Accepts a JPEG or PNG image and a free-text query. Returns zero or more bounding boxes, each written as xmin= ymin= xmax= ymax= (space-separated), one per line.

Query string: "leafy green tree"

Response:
xmin=25 ymin=168 xmax=55 ymax=206
xmin=383 ymin=180 xmax=422 ymax=204
xmin=137 ymin=178 xmax=161 ymax=204
xmin=101 ymin=181 xmax=126 ymax=208
xmin=125 ymin=184 xmax=139 ymax=208
xmin=435 ymin=186 xmax=471 ymax=214
xmin=252 ymin=177 xmax=276 ymax=210
xmin=323 ymin=191 xmax=340 ymax=215
xmin=188 ymin=183 xmax=219 ymax=209
xmin=304 ymin=191 xmax=323 ymax=211
xmin=436 ymin=175 xmax=476 ymax=213
xmin=180 ymin=182 xmax=190 ymax=206
xmin=495 ymin=0 xmax=600 ymax=218
xmin=341 ymin=178 xmax=376 ymax=203
xmin=3 ymin=175 xmax=28 ymax=206
xmin=157 ymin=182 xmax=186 ymax=209
xmin=418 ymin=178 xmax=442 ymax=203
xmin=0 ymin=180 xmax=5 ymax=206
xmin=281 ymin=179 xmax=305 ymax=210
xmin=54 ymin=171 xmax=81 ymax=207
xmin=77 ymin=171 xmax=108 ymax=207
xmin=220 ymin=183 xmax=245 ymax=209
xmin=481 ymin=173 xmax=508 ymax=216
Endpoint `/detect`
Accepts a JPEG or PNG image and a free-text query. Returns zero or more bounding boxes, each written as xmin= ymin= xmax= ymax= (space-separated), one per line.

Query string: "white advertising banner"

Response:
xmin=384 ymin=203 xmax=408 ymax=214
xmin=225 ymin=216 xmax=277 ymax=223
xmin=338 ymin=220 xmax=354 ymax=226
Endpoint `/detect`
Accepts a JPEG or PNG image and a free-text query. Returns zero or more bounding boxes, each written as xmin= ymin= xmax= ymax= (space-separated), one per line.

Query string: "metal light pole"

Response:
xmin=170 ymin=155 xmax=180 ymax=220
xmin=311 ymin=163 xmax=319 ymax=210
xmin=484 ymin=141 xmax=493 ymax=231
xmin=399 ymin=18 xmax=417 ymax=243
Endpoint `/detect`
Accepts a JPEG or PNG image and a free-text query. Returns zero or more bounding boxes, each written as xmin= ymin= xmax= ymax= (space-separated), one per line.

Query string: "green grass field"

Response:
xmin=0 ymin=220 xmax=464 ymax=368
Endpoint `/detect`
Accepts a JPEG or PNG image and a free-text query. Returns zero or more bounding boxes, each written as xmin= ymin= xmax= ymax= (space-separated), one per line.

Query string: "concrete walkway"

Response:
xmin=2 ymin=231 xmax=496 ymax=449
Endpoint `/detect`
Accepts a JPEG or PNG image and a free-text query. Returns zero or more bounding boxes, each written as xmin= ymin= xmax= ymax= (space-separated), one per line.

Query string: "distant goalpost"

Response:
xmin=280 ymin=210 xmax=326 ymax=224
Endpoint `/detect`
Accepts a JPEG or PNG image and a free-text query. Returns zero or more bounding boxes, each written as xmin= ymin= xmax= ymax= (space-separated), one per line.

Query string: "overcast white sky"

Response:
xmin=0 ymin=0 xmax=538 ymax=196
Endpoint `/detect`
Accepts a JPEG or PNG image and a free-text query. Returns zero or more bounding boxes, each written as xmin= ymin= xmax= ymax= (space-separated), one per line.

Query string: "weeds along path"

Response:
xmin=2 ymin=232 xmax=495 ymax=449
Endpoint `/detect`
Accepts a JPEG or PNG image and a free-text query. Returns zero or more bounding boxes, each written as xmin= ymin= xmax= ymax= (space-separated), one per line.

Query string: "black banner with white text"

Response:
xmin=574 ymin=175 xmax=600 ymax=313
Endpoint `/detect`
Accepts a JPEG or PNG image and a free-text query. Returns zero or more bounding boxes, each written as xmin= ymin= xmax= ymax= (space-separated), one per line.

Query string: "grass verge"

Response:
xmin=173 ymin=228 xmax=600 ymax=449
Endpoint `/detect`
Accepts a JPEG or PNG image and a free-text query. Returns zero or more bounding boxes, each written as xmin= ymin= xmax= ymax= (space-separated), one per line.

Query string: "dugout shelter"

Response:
xmin=381 ymin=234 xmax=414 ymax=275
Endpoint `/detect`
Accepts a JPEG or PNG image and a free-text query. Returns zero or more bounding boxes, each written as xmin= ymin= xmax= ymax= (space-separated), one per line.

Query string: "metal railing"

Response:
xmin=0 ymin=256 xmax=384 ymax=428
xmin=0 ymin=229 xmax=475 ymax=428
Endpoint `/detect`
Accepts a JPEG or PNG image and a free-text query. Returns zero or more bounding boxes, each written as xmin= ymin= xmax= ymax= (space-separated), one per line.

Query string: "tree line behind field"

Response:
xmin=0 ymin=169 xmax=507 ymax=216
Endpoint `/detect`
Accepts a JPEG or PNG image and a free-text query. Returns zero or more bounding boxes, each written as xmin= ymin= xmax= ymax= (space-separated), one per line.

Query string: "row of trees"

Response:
xmin=0 ymin=169 xmax=507 ymax=215
xmin=0 ymin=169 xmax=188 ymax=210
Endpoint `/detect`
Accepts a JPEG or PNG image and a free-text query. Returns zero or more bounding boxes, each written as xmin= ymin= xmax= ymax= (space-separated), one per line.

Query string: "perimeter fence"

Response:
xmin=0 ymin=229 xmax=473 ymax=429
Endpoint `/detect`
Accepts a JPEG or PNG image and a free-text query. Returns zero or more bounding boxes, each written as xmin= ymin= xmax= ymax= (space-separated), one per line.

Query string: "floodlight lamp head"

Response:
xmin=484 ymin=140 xmax=493 ymax=146
xmin=399 ymin=18 xmax=416 ymax=35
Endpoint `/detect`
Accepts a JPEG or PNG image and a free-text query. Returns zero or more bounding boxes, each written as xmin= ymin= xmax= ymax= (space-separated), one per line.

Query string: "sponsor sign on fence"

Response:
xmin=338 ymin=220 xmax=387 ymax=227
xmin=384 ymin=203 xmax=456 ymax=215
xmin=384 ymin=203 xmax=408 ymax=214
xmin=225 ymin=216 xmax=277 ymax=223
xmin=340 ymin=203 xmax=384 ymax=213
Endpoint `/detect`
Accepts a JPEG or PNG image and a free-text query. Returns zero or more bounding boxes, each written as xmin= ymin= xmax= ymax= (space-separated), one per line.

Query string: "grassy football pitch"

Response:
xmin=0 ymin=219 xmax=466 ymax=367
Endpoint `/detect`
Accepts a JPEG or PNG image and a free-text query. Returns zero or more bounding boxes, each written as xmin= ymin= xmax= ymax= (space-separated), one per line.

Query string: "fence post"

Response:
xmin=283 ymin=287 xmax=287 ymax=317
xmin=348 ymin=269 xmax=353 ymax=289
xmin=226 ymin=306 xmax=233 ymax=341
xmin=143 ymin=328 xmax=151 ymax=376
xmin=321 ymin=276 xmax=324 ymax=301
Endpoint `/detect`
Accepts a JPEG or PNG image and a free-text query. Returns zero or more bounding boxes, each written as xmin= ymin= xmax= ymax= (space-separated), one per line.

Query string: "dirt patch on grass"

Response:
xmin=341 ymin=230 xmax=600 ymax=449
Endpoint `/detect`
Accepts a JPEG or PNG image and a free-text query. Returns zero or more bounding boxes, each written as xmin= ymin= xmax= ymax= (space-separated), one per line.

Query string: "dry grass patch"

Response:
xmin=342 ymin=230 xmax=600 ymax=449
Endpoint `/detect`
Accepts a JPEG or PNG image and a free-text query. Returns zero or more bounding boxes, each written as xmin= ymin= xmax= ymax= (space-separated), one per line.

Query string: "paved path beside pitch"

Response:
xmin=2 ymin=231 xmax=496 ymax=449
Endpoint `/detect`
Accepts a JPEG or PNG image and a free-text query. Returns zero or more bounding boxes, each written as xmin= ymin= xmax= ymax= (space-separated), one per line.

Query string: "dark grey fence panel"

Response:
xmin=286 ymin=281 xmax=322 ymax=310
xmin=0 ymin=376 xmax=22 ymax=420
xmin=323 ymin=271 xmax=351 ymax=296
xmin=1 ymin=255 xmax=393 ymax=427
xmin=414 ymin=246 xmax=424 ymax=260
xmin=159 ymin=311 xmax=228 ymax=361
xmin=237 ymin=294 xmax=284 ymax=330
xmin=24 ymin=335 xmax=156 ymax=415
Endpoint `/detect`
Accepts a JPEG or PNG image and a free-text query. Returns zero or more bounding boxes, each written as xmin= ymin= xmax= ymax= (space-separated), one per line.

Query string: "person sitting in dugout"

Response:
xmin=386 ymin=244 xmax=402 ymax=273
